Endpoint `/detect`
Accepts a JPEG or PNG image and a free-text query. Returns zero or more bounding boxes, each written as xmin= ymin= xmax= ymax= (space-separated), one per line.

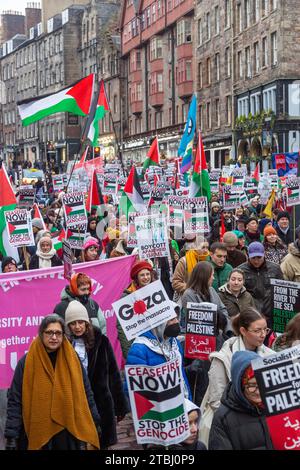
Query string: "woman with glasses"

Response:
xmin=208 ymin=350 xmax=273 ymax=450
xmin=218 ymin=269 xmax=256 ymax=318
xmin=199 ymin=307 xmax=273 ymax=446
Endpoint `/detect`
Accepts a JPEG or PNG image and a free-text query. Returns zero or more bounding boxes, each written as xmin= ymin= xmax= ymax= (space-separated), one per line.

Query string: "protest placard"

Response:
xmin=135 ymin=214 xmax=169 ymax=259
xmin=222 ymin=186 xmax=242 ymax=210
xmin=52 ymin=174 xmax=67 ymax=191
xmin=168 ymin=196 xmax=185 ymax=235
xmin=286 ymin=177 xmax=300 ymax=207
xmin=184 ymin=302 xmax=217 ymax=360
xmin=184 ymin=197 xmax=210 ymax=234
xmin=252 ymin=345 xmax=300 ymax=450
xmin=66 ymin=223 xmax=87 ymax=249
xmin=62 ymin=239 xmax=73 ymax=280
xmin=112 ymin=280 xmax=176 ymax=341
xmin=18 ymin=187 xmax=36 ymax=208
xmin=103 ymin=175 xmax=117 ymax=195
xmin=125 ymin=359 xmax=189 ymax=446
xmin=127 ymin=211 xmax=147 ymax=248
xmin=5 ymin=209 xmax=34 ymax=247
xmin=271 ymin=279 xmax=300 ymax=333
xmin=63 ymin=192 xmax=87 ymax=228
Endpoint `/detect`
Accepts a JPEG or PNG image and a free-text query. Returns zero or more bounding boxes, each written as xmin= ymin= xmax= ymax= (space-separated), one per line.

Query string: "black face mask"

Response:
xmin=164 ymin=323 xmax=181 ymax=338
xmin=78 ymin=294 xmax=89 ymax=304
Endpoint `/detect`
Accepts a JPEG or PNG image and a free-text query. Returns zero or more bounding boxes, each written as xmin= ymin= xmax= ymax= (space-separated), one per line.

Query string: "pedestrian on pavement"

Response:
xmin=65 ymin=301 xmax=129 ymax=449
xmin=239 ymin=242 xmax=283 ymax=328
xmin=218 ymin=268 xmax=256 ymax=318
xmin=208 ymin=350 xmax=273 ymax=450
xmin=4 ymin=315 xmax=100 ymax=450
xmin=53 ymin=272 xmax=106 ymax=334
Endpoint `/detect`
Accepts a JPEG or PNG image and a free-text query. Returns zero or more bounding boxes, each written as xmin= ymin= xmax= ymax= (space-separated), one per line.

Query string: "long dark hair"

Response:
xmin=186 ymin=261 xmax=213 ymax=301
xmin=68 ymin=322 xmax=95 ymax=350
xmin=232 ymin=307 xmax=266 ymax=336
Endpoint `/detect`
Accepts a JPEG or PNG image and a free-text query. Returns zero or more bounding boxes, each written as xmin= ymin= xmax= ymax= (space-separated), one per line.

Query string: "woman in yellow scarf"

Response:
xmin=5 ymin=315 xmax=100 ymax=450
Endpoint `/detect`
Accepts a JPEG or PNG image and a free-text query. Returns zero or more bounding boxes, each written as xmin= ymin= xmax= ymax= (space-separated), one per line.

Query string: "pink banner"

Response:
xmin=0 ymin=255 xmax=136 ymax=389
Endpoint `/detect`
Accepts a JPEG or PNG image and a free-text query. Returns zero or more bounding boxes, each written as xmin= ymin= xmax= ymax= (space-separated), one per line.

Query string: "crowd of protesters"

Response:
xmin=2 ymin=170 xmax=300 ymax=452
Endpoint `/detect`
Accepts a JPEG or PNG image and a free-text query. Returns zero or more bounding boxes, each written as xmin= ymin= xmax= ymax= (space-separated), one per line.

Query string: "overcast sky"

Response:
xmin=0 ymin=1 xmax=34 ymax=15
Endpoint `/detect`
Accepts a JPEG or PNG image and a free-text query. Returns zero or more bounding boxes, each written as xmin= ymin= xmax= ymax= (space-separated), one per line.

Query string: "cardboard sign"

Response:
xmin=183 ymin=197 xmax=210 ymax=234
xmin=62 ymin=192 xmax=87 ymax=228
xmin=252 ymin=346 xmax=300 ymax=450
xmin=66 ymin=223 xmax=87 ymax=250
xmin=222 ymin=186 xmax=241 ymax=210
xmin=168 ymin=196 xmax=185 ymax=236
xmin=184 ymin=302 xmax=217 ymax=360
xmin=135 ymin=215 xmax=169 ymax=259
xmin=112 ymin=280 xmax=176 ymax=341
xmin=52 ymin=174 xmax=68 ymax=191
xmin=125 ymin=359 xmax=189 ymax=446
xmin=271 ymin=279 xmax=300 ymax=333
xmin=127 ymin=211 xmax=148 ymax=248
xmin=286 ymin=177 xmax=300 ymax=207
xmin=19 ymin=188 xmax=36 ymax=208
xmin=5 ymin=209 xmax=34 ymax=247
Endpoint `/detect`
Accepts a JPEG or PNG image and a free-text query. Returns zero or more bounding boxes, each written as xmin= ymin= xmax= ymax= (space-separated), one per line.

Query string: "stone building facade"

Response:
xmin=120 ymin=0 xmax=194 ymax=164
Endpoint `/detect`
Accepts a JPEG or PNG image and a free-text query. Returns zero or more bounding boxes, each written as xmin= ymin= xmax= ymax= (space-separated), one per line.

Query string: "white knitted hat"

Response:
xmin=65 ymin=300 xmax=90 ymax=325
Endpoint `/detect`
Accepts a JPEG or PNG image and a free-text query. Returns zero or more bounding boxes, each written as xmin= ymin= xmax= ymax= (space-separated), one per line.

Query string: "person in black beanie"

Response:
xmin=275 ymin=211 xmax=293 ymax=246
xmin=1 ymin=257 xmax=18 ymax=273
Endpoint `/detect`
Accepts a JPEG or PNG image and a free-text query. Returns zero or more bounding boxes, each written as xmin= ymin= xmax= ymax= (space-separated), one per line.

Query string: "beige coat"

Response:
xmin=172 ymin=256 xmax=189 ymax=295
xmin=280 ymin=242 xmax=300 ymax=282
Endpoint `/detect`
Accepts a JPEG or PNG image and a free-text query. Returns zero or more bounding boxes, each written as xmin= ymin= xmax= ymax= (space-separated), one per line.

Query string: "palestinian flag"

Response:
xmin=119 ymin=167 xmax=146 ymax=218
xmin=86 ymin=169 xmax=104 ymax=213
xmin=239 ymin=192 xmax=249 ymax=206
xmin=232 ymin=176 xmax=244 ymax=190
xmin=103 ymin=178 xmax=117 ymax=195
xmin=287 ymin=185 xmax=300 ymax=206
xmin=134 ymin=384 xmax=184 ymax=422
xmin=189 ymin=131 xmax=211 ymax=200
xmin=67 ymin=224 xmax=87 ymax=249
xmin=184 ymin=210 xmax=209 ymax=233
xmin=31 ymin=203 xmax=47 ymax=230
xmin=0 ymin=163 xmax=20 ymax=259
xmin=87 ymin=80 xmax=109 ymax=146
xmin=74 ymin=146 xmax=89 ymax=170
xmin=51 ymin=228 xmax=66 ymax=257
xmin=18 ymin=74 xmax=94 ymax=126
xmin=223 ymin=187 xmax=240 ymax=208
xmin=252 ymin=163 xmax=260 ymax=184
xmin=63 ymin=193 xmax=87 ymax=227
xmin=6 ymin=212 xmax=29 ymax=237
xmin=168 ymin=206 xmax=183 ymax=228
xmin=143 ymin=137 xmax=160 ymax=170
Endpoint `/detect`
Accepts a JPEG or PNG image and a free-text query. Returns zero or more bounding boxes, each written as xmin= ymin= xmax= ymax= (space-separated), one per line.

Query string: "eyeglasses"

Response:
xmin=244 ymin=383 xmax=260 ymax=393
xmin=43 ymin=330 xmax=63 ymax=338
xmin=247 ymin=327 xmax=271 ymax=336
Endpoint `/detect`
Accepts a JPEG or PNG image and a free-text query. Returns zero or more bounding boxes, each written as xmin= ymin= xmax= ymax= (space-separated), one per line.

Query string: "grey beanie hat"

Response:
xmin=32 ymin=218 xmax=44 ymax=230
xmin=65 ymin=300 xmax=90 ymax=325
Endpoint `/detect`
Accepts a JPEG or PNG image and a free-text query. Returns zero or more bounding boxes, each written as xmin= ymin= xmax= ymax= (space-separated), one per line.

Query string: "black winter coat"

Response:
xmin=4 ymin=352 xmax=100 ymax=450
xmin=208 ymin=382 xmax=273 ymax=450
xmin=275 ymin=226 xmax=293 ymax=247
xmin=85 ymin=327 xmax=129 ymax=448
xmin=239 ymin=260 xmax=283 ymax=326
xmin=28 ymin=254 xmax=62 ymax=270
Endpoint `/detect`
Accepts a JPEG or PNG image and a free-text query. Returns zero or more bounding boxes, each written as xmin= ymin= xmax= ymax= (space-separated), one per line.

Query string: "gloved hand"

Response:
xmin=5 ymin=437 xmax=18 ymax=450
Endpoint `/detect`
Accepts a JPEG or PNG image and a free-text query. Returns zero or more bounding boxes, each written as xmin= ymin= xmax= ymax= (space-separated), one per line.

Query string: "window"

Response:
xmin=214 ymin=6 xmax=220 ymax=35
xmin=206 ymin=13 xmax=211 ymax=41
xmin=150 ymin=37 xmax=163 ymax=60
xmin=155 ymin=111 xmax=163 ymax=129
xmin=245 ymin=0 xmax=251 ymax=28
xmin=198 ymin=18 xmax=203 ymax=45
xmin=182 ymin=103 xmax=189 ymax=122
xmin=237 ymin=3 xmax=242 ymax=33
xmin=207 ymin=102 xmax=211 ymax=129
xmin=152 ymin=4 xmax=156 ymax=23
xmin=207 ymin=57 xmax=211 ymax=85
xmin=225 ymin=47 xmax=231 ymax=77
xmin=198 ymin=105 xmax=203 ymax=130
xmin=226 ymin=96 xmax=232 ymax=125
xmin=186 ymin=60 xmax=192 ymax=81
xmin=245 ymin=46 xmax=251 ymax=78
xmin=271 ymin=0 xmax=277 ymax=10
xmin=177 ymin=19 xmax=192 ymax=45
xmin=215 ymin=99 xmax=220 ymax=127
xmin=198 ymin=62 xmax=203 ymax=89
xmin=254 ymin=0 xmax=260 ymax=22
xmin=237 ymin=96 xmax=249 ymax=117
xmin=263 ymin=86 xmax=276 ymax=112
xmin=215 ymin=53 xmax=220 ymax=82
xmin=288 ymin=84 xmax=300 ymax=116
xmin=271 ymin=32 xmax=278 ymax=65
xmin=146 ymin=7 xmax=151 ymax=27
xmin=262 ymin=0 xmax=269 ymax=17
xmin=137 ymin=83 xmax=142 ymax=101
xmin=262 ymin=36 xmax=268 ymax=67
xmin=250 ymin=92 xmax=261 ymax=114
xmin=254 ymin=41 xmax=260 ymax=73
xmin=225 ymin=0 xmax=230 ymax=28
